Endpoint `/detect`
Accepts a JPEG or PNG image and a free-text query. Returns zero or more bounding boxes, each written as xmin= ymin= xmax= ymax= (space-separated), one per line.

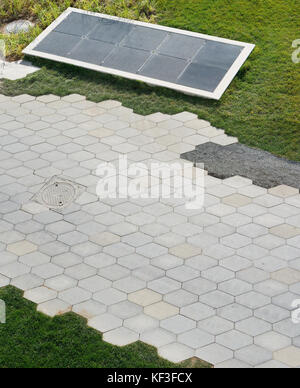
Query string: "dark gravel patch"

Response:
xmin=181 ymin=142 xmax=300 ymax=189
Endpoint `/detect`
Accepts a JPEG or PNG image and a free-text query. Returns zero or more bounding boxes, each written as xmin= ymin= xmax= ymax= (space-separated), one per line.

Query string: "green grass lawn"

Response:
xmin=0 ymin=0 xmax=299 ymax=161
xmin=0 ymin=287 xmax=210 ymax=368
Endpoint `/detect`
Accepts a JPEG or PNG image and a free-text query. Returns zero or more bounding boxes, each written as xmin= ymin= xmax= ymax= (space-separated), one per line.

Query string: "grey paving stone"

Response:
xmin=34 ymin=211 xmax=63 ymax=224
xmin=218 ymin=303 xmax=252 ymax=323
xmin=0 ymin=230 xmax=24 ymax=244
xmin=64 ymin=211 xmax=93 ymax=226
xmin=159 ymin=343 xmax=194 ymax=363
xmin=220 ymin=256 xmax=251 ymax=272
xmin=132 ymin=265 xmax=164 ymax=282
xmin=72 ymin=300 xmax=106 ymax=319
xmin=236 ymin=317 xmax=272 ymax=336
xmin=290 ymin=259 xmax=300 ymax=273
xmin=71 ymin=241 xmax=102 ymax=257
xmin=217 ymin=330 xmax=253 ymax=351
xmin=235 ymin=345 xmax=273 ymax=367
xmin=79 ymin=276 xmax=111 ymax=293
xmin=274 ymin=318 xmax=300 ymax=338
xmin=39 ymin=241 xmax=69 ymax=256
xmin=113 ymin=203 xmax=141 ymax=217
xmin=88 ymin=313 xmax=123 ymax=333
xmin=205 ymin=222 xmax=234 ymax=238
xmin=293 ymin=336 xmax=300 ymax=347
xmin=58 ymin=231 xmax=89 ymax=246
xmin=118 ymin=254 xmax=149 ymax=270
xmin=215 ymin=359 xmax=253 ymax=368
xmin=199 ymin=290 xmax=234 ymax=309
xmin=65 ymin=264 xmax=97 ymax=280
xmin=167 ymin=266 xmax=200 ymax=282
xmin=97 ymin=212 xmax=125 ymax=227
xmin=0 ymin=274 xmax=10 ymax=287
xmin=136 ymin=243 xmax=168 ymax=259
xmin=24 ymin=286 xmax=57 ymax=304
xmin=89 ymin=232 xmax=120 ymax=247
xmin=160 ymin=315 xmax=196 ymax=334
xmin=272 ymin=245 xmax=300 ymax=261
xmin=19 ymin=252 xmax=50 ymax=267
xmin=222 ymin=213 xmax=252 ymax=228
xmin=93 ymin=288 xmax=127 ymax=305
xmin=256 ymin=360 xmax=289 ymax=368
xmin=254 ymin=256 xmax=287 ymax=273
xmin=110 ymin=223 xmax=138 ymax=237
xmin=0 ymin=262 xmax=30 ymax=278
xmin=27 ymin=231 xmax=56 ymax=245
xmin=32 ymin=263 xmax=63 ymax=279
xmin=59 ymin=287 xmax=91 ymax=305
xmin=108 ymin=300 xmax=142 ymax=320
xmin=155 ymin=232 xmax=185 ymax=249
xmin=46 ymin=221 xmax=75 ymax=234
xmin=238 ymin=223 xmax=268 ymax=239
xmin=173 ymin=222 xmax=203 ymax=238
xmin=237 ymin=244 xmax=268 ymax=260
xmin=37 ymin=299 xmax=71 ymax=317
xmin=157 ymin=213 xmax=187 ymax=228
xmin=4 ymin=210 xmax=32 ymax=224
xmin=254 ymin=279 xmax=288 ymax=297
xmin=202 ymin=267 xmax=234 ymax=283
xmin=255 ymin=331 xmax=291 ymax=351
xmin=124 ymin=314 xmax=159 ymax=333
xmin=0 ymin=252 xmax=18 ymax=266
xmin=141 ymin=328 xmax=176 ymax=348
xmin=122 ymin=232 xmax=152 ymax=247
xmin=11 ymin=273 xmax=43 ymax=290
xmin=0 ymin=220 xmax=13 ymax=234
xmin=103 ymin=327 xmax=139 ymax=346
xmin=45 ymin=275 xmax=77 ymax=292
xmin=186 ymin=233 xmax=218 ymax=249
xmin=151 ymin=255 xmax=183 ymax=271
xmin=85 ymin=253 xmax=116 ymax=269
xmin=255 ymin=305 xmax=290 ymax=324
xmin=141 ymin=223 xmax=169 ymax=237
xmin=113 ymin=276 xmax=146 ymax=294
xmin=98 ymin=264 xmax=130 ymax=281
xmin=52 ymin=252 xmax=82 ymax=268
xmin=183 ymin=278 xmax=216 ymax=296
xmin=195 ymin=344 xmax=233 ymax=365
xmin=179 ymin=329 xmax=214 ymax=349
xmin=149 ymin=277 xmax=181 ymax=295
xmin=15 ymin=220 xmax=44 ymax=234
xmin=104 ymin=243 xmax=135 ymax=258
xmin=236 ymin=292 xmax=271 ymax=309
xmin=180 ymin=302 xmax=215 ymax=321
xmin=219 ymin=279 xmax=252 ymax=297
xmin=185 ymin=255 xmax=218 ymax=271
xmin=254 ymin=234 xmax=285 ymax=250
xmin=164 ymin=289 xmax=198 ymax=308
xmin=273 ymin=292 xmax=300 ymax=311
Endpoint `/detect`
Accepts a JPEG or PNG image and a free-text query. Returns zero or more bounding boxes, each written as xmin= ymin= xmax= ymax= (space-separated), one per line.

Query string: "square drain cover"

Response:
xmin=33 ymin=176 xmax=84 ymax=209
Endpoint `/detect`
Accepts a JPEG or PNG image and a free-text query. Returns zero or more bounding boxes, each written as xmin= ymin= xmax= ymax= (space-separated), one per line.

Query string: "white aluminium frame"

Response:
xmin=23 ymin=7 xmax=255 ymax=100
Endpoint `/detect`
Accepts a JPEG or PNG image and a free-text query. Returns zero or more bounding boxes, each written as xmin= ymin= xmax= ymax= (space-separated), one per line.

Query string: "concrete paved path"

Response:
xmin=0 ymin=93 xmax=300 ymax=368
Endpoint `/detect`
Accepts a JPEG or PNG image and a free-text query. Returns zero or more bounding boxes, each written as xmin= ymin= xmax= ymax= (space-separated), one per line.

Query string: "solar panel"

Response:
xmin=23 ymin=8 xmax=255 ymax=99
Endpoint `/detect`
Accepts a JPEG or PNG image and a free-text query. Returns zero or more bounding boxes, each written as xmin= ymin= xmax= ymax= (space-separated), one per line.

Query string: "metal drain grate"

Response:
xmin=33 ymin=176 xmax=84 ymax=209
